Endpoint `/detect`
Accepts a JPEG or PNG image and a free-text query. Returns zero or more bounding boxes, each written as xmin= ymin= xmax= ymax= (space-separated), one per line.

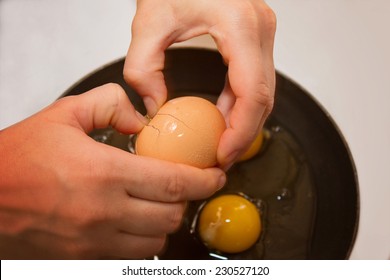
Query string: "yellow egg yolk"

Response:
xmin=198 ymin=194 xmax=261 ymax=254
xmin=238 ymin=131 xmax=264 ymax=162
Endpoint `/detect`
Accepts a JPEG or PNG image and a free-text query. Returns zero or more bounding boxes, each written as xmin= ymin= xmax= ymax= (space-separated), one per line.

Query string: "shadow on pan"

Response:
xmin=63 ymin=48 xmax=359 ymax=260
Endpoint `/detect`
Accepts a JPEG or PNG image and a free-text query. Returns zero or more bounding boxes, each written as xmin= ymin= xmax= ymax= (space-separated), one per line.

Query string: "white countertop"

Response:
xmin=1 ymin=0 xmax=389 ymax=259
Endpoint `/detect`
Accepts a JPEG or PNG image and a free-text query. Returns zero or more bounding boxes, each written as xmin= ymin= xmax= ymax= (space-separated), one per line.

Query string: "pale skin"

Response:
xmin=125 ymin=0 xmax=276 ymax=169
xmin=0 ymin=84 xmax=225 ymax=259
xmin=0 ymin=0 xmax=276 ymax=259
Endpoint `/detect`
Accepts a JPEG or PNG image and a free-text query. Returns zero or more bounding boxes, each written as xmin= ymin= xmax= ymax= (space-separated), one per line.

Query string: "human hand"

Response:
xmin=0 ymin=83 xmax=225 ymax=259
xmin=124 ymin=0 xmax=276 ymax=170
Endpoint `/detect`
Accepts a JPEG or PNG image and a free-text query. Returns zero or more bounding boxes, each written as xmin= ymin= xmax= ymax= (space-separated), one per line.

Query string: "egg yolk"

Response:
xmin=198 ymin=194 xmax=261 ymax=254
xmin=238 ymin=131 xmax=264 ymax=162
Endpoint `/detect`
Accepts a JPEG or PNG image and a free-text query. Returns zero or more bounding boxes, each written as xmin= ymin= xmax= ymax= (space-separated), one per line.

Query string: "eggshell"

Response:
xmin=136 ymin=96 xmax=226 ymax=168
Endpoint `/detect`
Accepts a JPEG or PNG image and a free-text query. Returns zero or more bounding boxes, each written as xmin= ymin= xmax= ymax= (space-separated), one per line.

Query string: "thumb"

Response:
xmin=64 ymin=83 xmax=148 ymax=134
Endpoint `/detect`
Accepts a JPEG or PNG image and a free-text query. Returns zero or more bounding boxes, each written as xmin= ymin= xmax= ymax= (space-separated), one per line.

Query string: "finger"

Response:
xmin=114 ymin=197 xmax=187 ymax=235
xmin=61 ymin=83 xmax=148 ymax=134
xmin=104 ymin=147 xmax=226 ymax=202
xmin=216 ymin=74 xmax=235 ymax=124
xmin=216 ymin=51 xmax=270 ymax=167
xmin=129 ymin=157 xmax=226 ymax=202
xmin=218 ymin=65 xmax=271 ymax=167
xmin=124 ymin=2 xmax=209 ymax=117
xmin=218 ymin=74 xmax=273 ymax=137
xmin=123 ymin=10 xmax=171 ymax=117
xmin=124 ymin=41 xmax=167 ymax=117
xmin=101 ymin=232 xmax=166 ymax=259
xmin=212 ymin=31 xmax=276 ymax=169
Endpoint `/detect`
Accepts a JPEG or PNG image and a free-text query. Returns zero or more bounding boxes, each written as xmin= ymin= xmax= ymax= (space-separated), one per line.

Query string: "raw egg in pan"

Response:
xmin=197 ymin=193 xmax=262 ymax=254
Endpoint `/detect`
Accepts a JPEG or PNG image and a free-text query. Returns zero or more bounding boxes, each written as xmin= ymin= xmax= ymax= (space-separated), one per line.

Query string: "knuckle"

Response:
xmin=104 ymin=82 xmax=122 ymax=92
xmin=106 ymin=82 xmax=125 ymax=97
xmin=228 ymin=2 xmax=277 ymax=34
xmin=163 ymin=169 xmax=186 ymax=201
xmin=69 ymin=205 xmax=105 ymax=233
xmin=72 ymin=214 xmax=94 ymax=232
xmin=123 ymin=67 xmax=147 ymax=89
xmin=166 ymin=203 xmax=186 ymax=233
xmin=104 ymin=83 xmax=126 ymax=105
xmin=254 ymin=82 xmax=274 ymax=107
xmin=49 ymin=95 xmax=77 ymax=113
xmin=260 ymin=5 xmax=277 ymax=32
xmin=227 ymin=2 xmax=258 ymax=27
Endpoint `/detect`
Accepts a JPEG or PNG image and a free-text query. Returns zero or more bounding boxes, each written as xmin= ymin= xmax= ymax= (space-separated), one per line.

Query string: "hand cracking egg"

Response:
xmin=197 ymin=194 xmax=262 ymax=254
xmin=136 ymin=96 xmax=226 ymax=168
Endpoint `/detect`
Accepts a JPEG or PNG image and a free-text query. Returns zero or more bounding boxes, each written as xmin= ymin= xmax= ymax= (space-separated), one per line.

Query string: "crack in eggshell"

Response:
xmin=136 ymin=96 xmax=226 ymax=168
xmin=153 ymin=113 xmax=193 ymax=130
xmin=144 ymin=113 xmax=194 ymax=136
xmin=145 ymin=123 xmax=161 ymax=134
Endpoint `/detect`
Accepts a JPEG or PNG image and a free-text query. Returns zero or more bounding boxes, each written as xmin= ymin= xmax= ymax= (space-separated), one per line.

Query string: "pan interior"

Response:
xmin=63 ymin=48 xmax=359 ymax=260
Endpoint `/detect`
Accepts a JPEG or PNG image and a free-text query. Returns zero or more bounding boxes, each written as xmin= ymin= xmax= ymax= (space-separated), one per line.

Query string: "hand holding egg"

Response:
xmin=0 ymin=84 xmax=226 ymax=259
xmin=125 ymin=0 xmax=276 ymax=170
xmin=135 ymin=96 xmax=262 ymax=255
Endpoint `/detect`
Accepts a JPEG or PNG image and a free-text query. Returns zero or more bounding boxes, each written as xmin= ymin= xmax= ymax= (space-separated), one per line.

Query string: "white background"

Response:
xmin=2 ymin=260 xmax=390 ymax=280
xmin=0 ymin=0 xmax=389 ymax=259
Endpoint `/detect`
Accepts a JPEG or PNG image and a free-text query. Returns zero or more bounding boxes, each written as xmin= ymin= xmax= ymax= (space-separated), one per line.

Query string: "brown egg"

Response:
xmin=136 ymin=96 xmax=226 ymax=168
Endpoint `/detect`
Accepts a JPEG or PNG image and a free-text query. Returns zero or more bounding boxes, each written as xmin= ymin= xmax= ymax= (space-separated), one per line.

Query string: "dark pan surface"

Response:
xmin=63 ymin=48 xmax=359 ymax=259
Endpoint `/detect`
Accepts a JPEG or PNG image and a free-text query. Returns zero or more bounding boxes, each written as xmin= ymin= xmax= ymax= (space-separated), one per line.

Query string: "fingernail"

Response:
xmin=223 ymin=162 xmax=235 ymax=172
xmin=218 ymin=173 xmax=227 ymax=190
xmin=135 ymin=110 xmax=150 ymax=125
xmin=222 ymin=150 xmax=239 ymax=172
xmin=143 ymin=96 xmax=159 ymax=117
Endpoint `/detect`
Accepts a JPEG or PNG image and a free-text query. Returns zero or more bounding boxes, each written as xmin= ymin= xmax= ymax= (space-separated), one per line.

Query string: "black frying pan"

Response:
xmin=62 ymin=48 xmax=359 ymax=260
